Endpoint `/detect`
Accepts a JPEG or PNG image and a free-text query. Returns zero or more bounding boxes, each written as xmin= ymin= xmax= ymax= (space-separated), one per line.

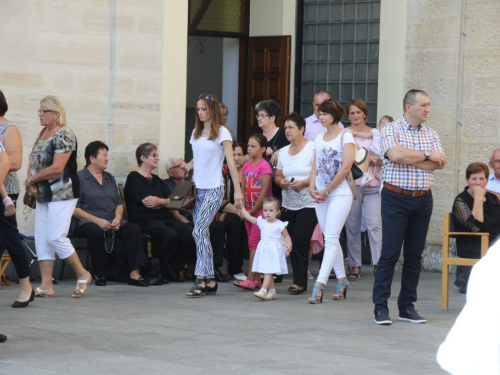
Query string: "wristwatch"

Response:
xmin=424 ymin=150 xmax=430 ymax=161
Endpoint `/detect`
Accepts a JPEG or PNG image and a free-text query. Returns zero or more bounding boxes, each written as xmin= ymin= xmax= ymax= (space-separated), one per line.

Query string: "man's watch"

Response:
xmin=424 ymin=150 xmax=431 ymax=161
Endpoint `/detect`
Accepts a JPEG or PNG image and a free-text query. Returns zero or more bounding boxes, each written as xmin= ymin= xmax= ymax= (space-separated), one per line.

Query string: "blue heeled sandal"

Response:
xmin=308 ymin=284 xmax=325 ymax=304
xmin=333 ymin=280 xmax=348 ymax=300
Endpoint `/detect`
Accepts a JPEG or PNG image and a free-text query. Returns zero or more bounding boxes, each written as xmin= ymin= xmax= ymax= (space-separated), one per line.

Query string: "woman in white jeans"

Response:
xmin=26 ymin=96 xmax=91 ymax=298
xmin=308 ymin=99 xmax=355 ymax=304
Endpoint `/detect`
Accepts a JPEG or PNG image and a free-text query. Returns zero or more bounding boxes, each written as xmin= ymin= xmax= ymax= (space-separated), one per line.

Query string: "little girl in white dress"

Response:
xmin=240 ymin=197 xmax=292 ymax=301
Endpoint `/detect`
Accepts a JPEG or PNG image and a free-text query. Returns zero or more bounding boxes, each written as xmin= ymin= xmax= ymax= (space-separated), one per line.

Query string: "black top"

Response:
xmin=76 ymin=167 xmax=123 ymax=225
xmin=269 ymin=128 xmax=290 ymax=201
xmin=452 ymin=187 xmax=500 ymax=258
xmin=268 ymin=127 xmax=290 ymax=152
xmin=124 ymin=171 xmax=174 ymax=224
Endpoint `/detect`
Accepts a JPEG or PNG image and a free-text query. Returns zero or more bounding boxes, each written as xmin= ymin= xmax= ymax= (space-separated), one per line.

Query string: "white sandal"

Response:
xmin=35 ymin=287 xmax=55 ymax=297
xmin=71 ymin=274 xmax=92 ymax=298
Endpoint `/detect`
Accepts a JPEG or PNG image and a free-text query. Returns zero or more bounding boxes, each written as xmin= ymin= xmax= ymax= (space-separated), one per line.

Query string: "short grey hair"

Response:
xmin=165 ymin=155 xmax=183 ymax=170
xmin=403 ymin=89 xmax=428 ymax=112
xmin=490 ymin=148 xmax=500 ymax=162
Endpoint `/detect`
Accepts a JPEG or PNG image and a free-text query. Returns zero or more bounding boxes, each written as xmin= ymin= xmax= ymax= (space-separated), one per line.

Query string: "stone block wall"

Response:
xmin=404 ymin=0 xmax=500 ymax=269
xmin=0 ymin=0 xmax=163 ymax=234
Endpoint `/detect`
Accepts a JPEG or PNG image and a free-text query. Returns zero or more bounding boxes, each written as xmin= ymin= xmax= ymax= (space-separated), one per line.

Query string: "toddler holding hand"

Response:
xmin=240 ymin=197 xmax=292 ymax=301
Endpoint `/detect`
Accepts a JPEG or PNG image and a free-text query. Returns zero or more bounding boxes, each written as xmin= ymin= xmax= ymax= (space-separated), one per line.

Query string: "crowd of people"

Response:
xmin=2 ymin=84 xmax=496 ymax=343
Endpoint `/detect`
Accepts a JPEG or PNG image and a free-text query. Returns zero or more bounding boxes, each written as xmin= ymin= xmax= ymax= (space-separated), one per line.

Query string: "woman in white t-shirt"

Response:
xmin=182 ymin=93 xmax=243 ymax=298
xmin=308 ymin=99 xmax=355 ymax=304
xmin=275 ymin=112 xmax=317 ymax=295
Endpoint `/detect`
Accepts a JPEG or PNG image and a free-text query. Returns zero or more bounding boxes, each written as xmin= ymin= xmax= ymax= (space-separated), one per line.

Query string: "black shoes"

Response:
xmin=165 ymin=267 xmax=185 ymax=282
xmin=214 ymin=268 xmax=229 ymax=282
xmin=454 ymin=273 xmax=468 ymax=294
xmin=95 ymin=277 xmax=107 ymax=286
xmin=288 ymin=285 xmax=307 ymax=295
xmin=399 ymin=309 xmax=426 ymax=324
xmin=0 ymin=333 xmax=6 ymax=343
xmin=127 ymin=277 xmax=149 ymax=287
xmin=12 ymin=289 xmax=35 ymax=308
xmin=374 ymin=309 xmax=392 ymax=325
xmin=206 ymin=276 xmax=218 ymax=295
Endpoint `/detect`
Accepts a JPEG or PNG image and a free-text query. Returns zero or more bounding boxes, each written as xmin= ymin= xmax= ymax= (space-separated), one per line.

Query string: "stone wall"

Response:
xmin=0 ymin=0 xmax=163 ymax=235
xmin=404 ymin=0 xmax=500 ymax=269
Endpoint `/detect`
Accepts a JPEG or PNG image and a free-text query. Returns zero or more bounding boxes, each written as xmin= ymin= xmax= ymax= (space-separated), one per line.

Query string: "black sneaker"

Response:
xmin=398 ymin=309 xmax=426 ymax=323
xmin=374 ymin=309 xmax=392 ymax=325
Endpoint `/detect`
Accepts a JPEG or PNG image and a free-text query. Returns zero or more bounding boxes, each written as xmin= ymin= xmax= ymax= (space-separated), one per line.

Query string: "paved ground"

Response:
xmin=0 ymin=262 xmax=464 ymax=375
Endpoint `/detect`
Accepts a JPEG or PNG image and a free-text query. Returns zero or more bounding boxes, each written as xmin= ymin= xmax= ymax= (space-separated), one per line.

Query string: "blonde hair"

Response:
xmin=194 ymin=93 xmax=222 ymax=140
xmin=40 ymin=95 xmax=66 ymax=126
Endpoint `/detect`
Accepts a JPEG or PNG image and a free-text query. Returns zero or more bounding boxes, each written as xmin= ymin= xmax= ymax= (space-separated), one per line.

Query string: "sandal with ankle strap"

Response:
xmin=333 ymin=280 xmax=349 ymax=300
xmin=71 ymin=274 xmax=92 ymax=298
xmin=308 ymin=284 xmax=324 ymax=304
xmin=186 ymin=277 xmax=207 ymax=297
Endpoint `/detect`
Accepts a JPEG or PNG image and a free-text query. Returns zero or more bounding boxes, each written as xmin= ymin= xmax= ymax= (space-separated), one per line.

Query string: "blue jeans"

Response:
xmin=372 ymin=188 xmax=433 ymax=313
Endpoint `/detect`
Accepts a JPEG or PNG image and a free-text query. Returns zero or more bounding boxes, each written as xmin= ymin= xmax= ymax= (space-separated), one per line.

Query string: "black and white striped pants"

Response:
xmin=193 ymin=186 xmax=224 ymax=276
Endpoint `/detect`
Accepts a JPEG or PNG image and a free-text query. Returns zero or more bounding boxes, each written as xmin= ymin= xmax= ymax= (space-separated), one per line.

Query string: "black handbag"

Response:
xmin=167 ymin=172 xmax=196 ymax=211
xmin=23 ymin=192 xmax=36 ymax=209
xmin=141 ymin=257 xmax=163 ymax=286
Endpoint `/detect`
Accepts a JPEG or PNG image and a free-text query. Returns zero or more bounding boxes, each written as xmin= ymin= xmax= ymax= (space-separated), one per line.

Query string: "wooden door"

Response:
xmin=239 ymin=36 xmax=291 ymax=142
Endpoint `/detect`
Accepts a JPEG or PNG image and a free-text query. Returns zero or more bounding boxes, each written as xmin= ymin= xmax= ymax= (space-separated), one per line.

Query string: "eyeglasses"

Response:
xmin=37 ymin=110 xmax=55 ymax=116
xmin=168 ymin=164 xmax=184 ymax=170
xmin=255 ymin=114 xmax=269 ymax=119
xmin=324 ymin=99 xmax=334 ymax=104
xmin=148 ymin=153 xmax=159 ymax=158
xmin=492 ymin=160 xmax=500 ymax=165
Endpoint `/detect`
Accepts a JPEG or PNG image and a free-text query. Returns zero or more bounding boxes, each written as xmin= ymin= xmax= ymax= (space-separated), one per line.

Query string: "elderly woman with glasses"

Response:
xmin=255 ymin=99 xmax=290 ymax=201
xmin=27 ymin=95 xmax=91 ymax=298
xmin=73 ymin=141 xmax=148 ymax=287
xmin=124 ymin=143 xmax=195 ymax=284
xmin=181 ymin=93 xmax=243 ymax=297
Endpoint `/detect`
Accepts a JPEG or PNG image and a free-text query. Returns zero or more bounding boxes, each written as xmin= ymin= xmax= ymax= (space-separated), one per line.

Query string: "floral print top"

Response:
xmin=29 ymin=126 xmax=79 ymax=203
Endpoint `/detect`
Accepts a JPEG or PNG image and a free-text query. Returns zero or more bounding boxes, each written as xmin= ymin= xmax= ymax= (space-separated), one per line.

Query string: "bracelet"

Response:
xmin=324 ymin=189 xmax=330 ymax=196
xmin=28 ymin=177 xmax=34 ymax=185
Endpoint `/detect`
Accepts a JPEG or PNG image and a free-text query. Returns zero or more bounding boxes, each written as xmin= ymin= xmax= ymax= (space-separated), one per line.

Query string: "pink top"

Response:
xmin=241 ymin=158 xmax=273 ymax=211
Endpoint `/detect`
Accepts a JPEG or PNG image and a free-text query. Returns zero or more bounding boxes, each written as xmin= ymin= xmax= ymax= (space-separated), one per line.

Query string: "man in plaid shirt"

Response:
xmin=373 ymin=89 xmax=446 ymax=325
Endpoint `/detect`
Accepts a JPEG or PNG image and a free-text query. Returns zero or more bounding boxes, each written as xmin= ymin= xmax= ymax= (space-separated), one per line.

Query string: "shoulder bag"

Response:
xmin=340 ymin=131 xmax=358 ymax=200
xmin=167 ymin=171 xmax=196 ymax=211
xmin=341 ymin=131 xmax=369 ymax=180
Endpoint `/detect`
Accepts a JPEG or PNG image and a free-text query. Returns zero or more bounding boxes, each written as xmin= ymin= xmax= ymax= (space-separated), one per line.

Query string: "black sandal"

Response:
xmin=348 ymin=267 xmax=361 ymax=281
xmin=185 ymin=277 xmax=206 ymax=298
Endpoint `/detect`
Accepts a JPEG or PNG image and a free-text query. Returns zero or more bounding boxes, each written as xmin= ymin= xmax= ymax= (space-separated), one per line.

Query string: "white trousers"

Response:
xmin=315 ymin=193 xmax=353 ymax=285
xmin=35 ymin=199 xmax=77 ymax=261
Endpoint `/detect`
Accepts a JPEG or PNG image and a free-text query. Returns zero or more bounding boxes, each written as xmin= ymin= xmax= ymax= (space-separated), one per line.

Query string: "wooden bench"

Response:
xmin=441 ymin=212 xmax=489 ymax=310
xmin=0 ymin=253 xmax=11 ymax=287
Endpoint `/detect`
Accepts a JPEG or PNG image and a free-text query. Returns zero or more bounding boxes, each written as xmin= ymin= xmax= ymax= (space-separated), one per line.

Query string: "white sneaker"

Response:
xmin=233 ymin=273 xmax=247 ymax=281
xmin=307 ymin=269 xmax=314 ymax=280
xmin=254 ymin=289 xmax=268 ymax=300
xmin=266 ymin=290 xmax=277 ymax=300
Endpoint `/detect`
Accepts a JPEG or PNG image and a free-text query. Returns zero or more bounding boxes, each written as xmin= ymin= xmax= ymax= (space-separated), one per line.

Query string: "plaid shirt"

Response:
xmin=381 ymin=116 xmax=444 ymax=191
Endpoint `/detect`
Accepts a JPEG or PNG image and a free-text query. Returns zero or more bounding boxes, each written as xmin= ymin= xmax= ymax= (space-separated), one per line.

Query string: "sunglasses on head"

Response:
xmin=199 ymin=94 xmax=214 ymax=103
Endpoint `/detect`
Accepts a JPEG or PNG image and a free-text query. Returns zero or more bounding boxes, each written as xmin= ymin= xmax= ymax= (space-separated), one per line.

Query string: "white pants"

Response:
xmin=315 ymin=193 xmax=353 ymax=285
xmin=35 ymin=199 xmax=77 ymax=261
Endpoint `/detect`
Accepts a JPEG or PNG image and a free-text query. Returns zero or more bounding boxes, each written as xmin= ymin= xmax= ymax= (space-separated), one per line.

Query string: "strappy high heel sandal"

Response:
xmin=206 ymin=276 xmax=218 ymax=296
xmin=186 ymin=277 xmax=207 ymax=298
xmin=333 ymin=280 xmax=348 ymax=300
xmin=308 ymin=284 xmax=324 ymax=304
xmin=71 ymin=273 xmax=92 ymax=298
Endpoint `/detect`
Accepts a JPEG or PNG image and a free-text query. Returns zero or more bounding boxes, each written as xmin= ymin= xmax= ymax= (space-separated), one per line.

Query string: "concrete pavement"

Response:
xmin=0 ymin=263 xmax=464 ymax=375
